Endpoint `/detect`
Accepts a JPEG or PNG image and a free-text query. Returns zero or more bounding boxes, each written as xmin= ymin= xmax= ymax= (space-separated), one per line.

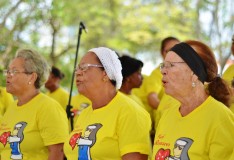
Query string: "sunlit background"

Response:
xmin=0 ymin=0 xmax=234 ymax=91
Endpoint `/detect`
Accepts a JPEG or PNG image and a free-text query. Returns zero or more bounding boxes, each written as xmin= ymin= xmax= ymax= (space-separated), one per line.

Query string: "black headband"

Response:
xmin=170 ymin=42 xmax=207 ymax=83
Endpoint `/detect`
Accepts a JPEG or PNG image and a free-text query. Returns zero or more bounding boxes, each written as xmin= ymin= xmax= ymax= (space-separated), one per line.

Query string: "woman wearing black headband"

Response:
xmin=152 ymin=40 xmax=234 ymax=160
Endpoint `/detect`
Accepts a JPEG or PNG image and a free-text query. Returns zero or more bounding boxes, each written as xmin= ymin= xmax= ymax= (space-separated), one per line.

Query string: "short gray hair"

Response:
xmin=15 ymin=49 xmax=50 ymax=89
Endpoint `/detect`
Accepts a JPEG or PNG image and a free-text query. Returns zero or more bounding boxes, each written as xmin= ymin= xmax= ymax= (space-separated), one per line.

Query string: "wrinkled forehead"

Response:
xmin=165 ymin=51 xmax=184 ymax=62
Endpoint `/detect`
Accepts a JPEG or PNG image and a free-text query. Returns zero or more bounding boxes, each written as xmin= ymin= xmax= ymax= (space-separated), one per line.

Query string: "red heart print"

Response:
xmin=155 ymin=148 xmax=170 ymax=160
xmin=69 ymin=132 xmax=81 ymax=150
xmin=0 ymin=131 xmax=11 ymax=147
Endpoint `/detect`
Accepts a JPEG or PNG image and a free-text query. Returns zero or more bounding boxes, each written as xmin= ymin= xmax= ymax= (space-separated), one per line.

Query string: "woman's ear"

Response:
xmin=191 ymin=72 xmax=199 ymax=82
xmin=30 ymin=72 xmax=38 ymax=84
xmin=102 ymin=70 xmax=108 ymax=76
xmin=102 ymin=70 xmax=109 ymax=81
xmin=126 ymin=77 xmax=130 ymax=82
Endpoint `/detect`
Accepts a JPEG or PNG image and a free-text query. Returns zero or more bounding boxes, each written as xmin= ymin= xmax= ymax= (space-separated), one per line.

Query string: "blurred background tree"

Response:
xmin=0 ymin=0 xmax=233 ymax=91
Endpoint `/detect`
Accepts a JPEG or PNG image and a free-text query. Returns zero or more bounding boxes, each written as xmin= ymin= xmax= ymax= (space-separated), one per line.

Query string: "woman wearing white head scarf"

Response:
xmin=64 ymin=47 xmax=151 ymax=160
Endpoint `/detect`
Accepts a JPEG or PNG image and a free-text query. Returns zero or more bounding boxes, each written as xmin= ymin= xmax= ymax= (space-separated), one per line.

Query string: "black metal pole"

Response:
xmin=66 ymin=22 xmax=87 ymax=131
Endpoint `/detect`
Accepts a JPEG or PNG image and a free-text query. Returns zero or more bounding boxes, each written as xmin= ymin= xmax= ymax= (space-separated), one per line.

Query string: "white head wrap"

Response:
xmin=89 ymin=47 xmax=123 ymax=89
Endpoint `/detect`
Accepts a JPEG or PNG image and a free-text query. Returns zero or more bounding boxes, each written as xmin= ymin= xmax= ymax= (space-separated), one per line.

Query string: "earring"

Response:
xmin=28 ymin=82 xmax=31 ymax=85
xmin=192 ymin=82 xmax=196 ymax=87
xmin=103 ymin=78 xmax=107 ymax=82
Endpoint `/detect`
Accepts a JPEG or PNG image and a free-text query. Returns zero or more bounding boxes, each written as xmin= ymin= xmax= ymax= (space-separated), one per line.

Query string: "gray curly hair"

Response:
xmin=15 ymin=49 xmax=50 ymax=89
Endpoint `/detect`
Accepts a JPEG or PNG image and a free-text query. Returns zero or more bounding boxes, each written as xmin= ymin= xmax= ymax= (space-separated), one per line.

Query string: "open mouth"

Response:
xmin=76 ymin=79 xmax=83 ymax=85
xmin=6 ymin=81 xmax=10 ymax=85
xmin=162 ymin=79 xmax=167 ymax=86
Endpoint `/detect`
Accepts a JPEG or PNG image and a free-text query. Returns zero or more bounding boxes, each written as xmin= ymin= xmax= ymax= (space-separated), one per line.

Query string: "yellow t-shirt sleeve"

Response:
xmin=118 ymin=103 xmax=151 ymax=156
xmin=37 ymin=100 xmax=69 ymax=146
xmin=222 ymin=65 xmax=234 ymax=85
xmin=208 ymin=109 xmax=234 ymax=159
xmin=0 ymin=87 xmax=14 ymax=116
xmin=145 ymin=68 xmax=163 ymax=94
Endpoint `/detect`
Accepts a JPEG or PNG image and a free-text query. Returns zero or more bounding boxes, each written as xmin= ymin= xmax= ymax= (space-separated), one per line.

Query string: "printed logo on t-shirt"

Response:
xmin=155 ymin=137 xmax=193 ymax=160
xmin=69 ymin=123 xmax=102 ymax=160
xmin=0 ymin=121 xmax=27 ymax=160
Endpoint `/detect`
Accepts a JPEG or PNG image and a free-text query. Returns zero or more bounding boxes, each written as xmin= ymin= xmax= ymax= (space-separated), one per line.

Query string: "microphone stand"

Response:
xmin=66 ymin=22 xmax=87 ymax=131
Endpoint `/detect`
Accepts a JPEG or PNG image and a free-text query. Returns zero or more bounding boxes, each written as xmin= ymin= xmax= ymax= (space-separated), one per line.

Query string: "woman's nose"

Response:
xmin=161 ymin=68 xmax=167 ymax=75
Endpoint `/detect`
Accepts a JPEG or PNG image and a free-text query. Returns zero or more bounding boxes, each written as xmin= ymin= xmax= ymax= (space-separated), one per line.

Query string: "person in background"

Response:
xmin=222 ymin=35 xmax=234 ymax=113
xmin=64 ymin=47 xmax=151 ymax=160
xmin=119 ymin=55 xmax=145 ymax=108
xmin=133 ymin=36 xmax=180 ymax=141
xmin=133 ymin=36 xmax=180 ymax=112
xmin=229 ymin=78 xmax=234 ymax=113
xmin=222 ymin=34 xmax=234 ymax=85
xmin=0 ymin=49 xmax=69 ymax=160
xmin=70 ymin=93 xmax=91 ymax=129
xmin=153 ymin=37 xmax=181 ymax=129
xmin=147 ymin=37 xmax=180 ymax=110
xmin=45 ymin=66 xmax=69 ymax=111
xmin=152 ymin=40 xmax=234 ymax=160
xmin=0 ymin=86 xmax=14 ymax=118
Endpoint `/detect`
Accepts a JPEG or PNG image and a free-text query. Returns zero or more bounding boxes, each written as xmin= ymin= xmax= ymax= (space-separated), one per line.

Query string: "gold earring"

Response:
xmin=103 ymin=78 xmax=107 ymax=82
xmin=28 ymin=82 xmax=31 ymax=85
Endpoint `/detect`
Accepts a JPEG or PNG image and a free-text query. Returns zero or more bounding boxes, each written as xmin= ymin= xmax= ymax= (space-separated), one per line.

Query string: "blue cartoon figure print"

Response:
xmin=8 ymin=122 xmax=27 ymax=160
xmin=69 ymin=123 xmax=102 ymax=160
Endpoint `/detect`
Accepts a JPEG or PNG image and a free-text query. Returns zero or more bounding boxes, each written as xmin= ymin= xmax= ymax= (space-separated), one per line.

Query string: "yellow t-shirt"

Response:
xmin=222 ymin=64 xmax=234 ymax=85
xmin=152 ymin=96 xmax=234 ymax=160
xmin=69 ymin=94 xmax=91 ymax=129
xmin=132 ymin=74 xmax=149 ymax=99
xmin=124 ymin=93 xmax=146 ymax=110
xmin=229 ymin=149 xmax=234 ymax=160
xmin=0 ymin=87 xmax=14 ymax=117
xmin=153 ymin=93 xmax=180 ymax=129
xmin=46 ymin=87 xmax=69 ymax=111
xmin=146 ymin=67 xmax=164 ymax=99
xmin=132 ymin=67 xmax=163 ymax=121
xmin=229 ymin=101 xmax=234 ymax=113
xmin=0 ymin=93 xmax=69 ymax=160
xmin=222 ymin=64 xmax=234 ymax=112
xmin=64 ymin=92 xmax=151 ymax=160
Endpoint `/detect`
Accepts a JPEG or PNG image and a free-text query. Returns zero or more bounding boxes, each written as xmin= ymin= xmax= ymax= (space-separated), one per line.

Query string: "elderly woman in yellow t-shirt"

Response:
xmin=0 ymin=49 xmax=68 ymax=160
xmin=152 ymin=40 xmax=234 ymax=160
xmin=64 ymin=47 xmax=151 ymax=160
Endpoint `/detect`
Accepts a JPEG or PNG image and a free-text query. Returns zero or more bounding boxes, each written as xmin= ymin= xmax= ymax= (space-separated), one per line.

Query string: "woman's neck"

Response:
xmin=17 ymin=89 xmax=40 ymax=106
xmin=179 ymin=89 xmax=208 ymax=116
xmin=91 ymin=89 xmax=117 ymax=109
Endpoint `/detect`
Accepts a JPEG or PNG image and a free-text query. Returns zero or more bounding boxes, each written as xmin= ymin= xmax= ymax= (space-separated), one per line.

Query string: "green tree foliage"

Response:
xmin=0 ymin=0 xmax=233 ymax=88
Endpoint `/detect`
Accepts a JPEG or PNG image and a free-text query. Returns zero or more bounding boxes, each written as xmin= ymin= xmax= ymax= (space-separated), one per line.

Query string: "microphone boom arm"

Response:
xmin=66 ymin=22 xmax=87 ymax=131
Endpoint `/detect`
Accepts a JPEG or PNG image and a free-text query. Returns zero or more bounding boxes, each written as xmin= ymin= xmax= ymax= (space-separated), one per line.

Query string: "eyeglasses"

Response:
xmin=3 ymin=70 xmax=31 ymax=76
xmin=76 ymin=64 xmax=103 ymax=72
xmin=159 ymin=61 xmax=185 ymax=70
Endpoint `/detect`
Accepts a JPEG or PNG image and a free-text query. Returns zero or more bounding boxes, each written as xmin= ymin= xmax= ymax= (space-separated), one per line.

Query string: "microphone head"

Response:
xmin=80 ymin=22 xmax=88 ymax=33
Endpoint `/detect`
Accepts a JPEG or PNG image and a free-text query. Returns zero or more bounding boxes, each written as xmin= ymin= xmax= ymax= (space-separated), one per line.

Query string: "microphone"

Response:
xmin=80 ymin=22 xmax=88 ymax=33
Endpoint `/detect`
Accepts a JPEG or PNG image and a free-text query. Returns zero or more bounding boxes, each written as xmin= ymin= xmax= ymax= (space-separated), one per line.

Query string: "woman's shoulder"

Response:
xmin=201 ymin=96 xmax=234 ymax=122
xmin=36 ymin=93 xmax=65 ymax=110
xmin=0 ymin=87 xmax=7 ymax=95
xmin=114 ymin=92 xmax=150 ymax=116
xmin=115 ymin=92 xmax=139 ymax=108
